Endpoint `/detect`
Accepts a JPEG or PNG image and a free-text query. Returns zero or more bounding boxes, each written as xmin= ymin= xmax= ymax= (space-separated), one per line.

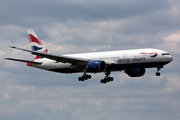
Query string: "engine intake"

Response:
xmin=87 ymin=60 xmax=106 ymax=73
xmin=125 ymin=68 xmax=146 ymax=77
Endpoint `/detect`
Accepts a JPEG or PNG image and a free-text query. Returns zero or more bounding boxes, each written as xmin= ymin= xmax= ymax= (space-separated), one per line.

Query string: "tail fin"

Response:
xmin=27 ymin=29 xmax=49 ymax=59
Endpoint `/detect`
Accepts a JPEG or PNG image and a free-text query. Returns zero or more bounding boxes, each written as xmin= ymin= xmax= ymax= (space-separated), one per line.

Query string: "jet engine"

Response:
xmin=125 ymin=68 xmax=145 ymax=77
xmin=86 ymin=60 xmax=106 ymax=72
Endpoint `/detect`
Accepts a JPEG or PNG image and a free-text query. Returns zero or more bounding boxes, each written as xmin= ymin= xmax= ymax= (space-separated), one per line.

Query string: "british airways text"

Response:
xmin=118 ymin=58 xmax=146 ymax=63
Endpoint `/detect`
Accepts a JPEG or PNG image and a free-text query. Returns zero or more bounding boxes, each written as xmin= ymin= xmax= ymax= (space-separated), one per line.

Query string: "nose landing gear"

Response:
xmin=156 ymin=66 xmax=163 ymax=76
xmin=156 ymin=72 xmax=161 ymax=76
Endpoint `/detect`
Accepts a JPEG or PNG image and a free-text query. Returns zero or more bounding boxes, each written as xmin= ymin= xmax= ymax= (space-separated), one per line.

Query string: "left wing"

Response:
xmin=10 ymin=46 xmax=89 ymax=65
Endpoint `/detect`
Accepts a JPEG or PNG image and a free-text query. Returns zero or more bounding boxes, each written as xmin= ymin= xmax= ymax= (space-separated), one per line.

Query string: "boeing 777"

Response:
xmin=5 ymin=29 xmax=173 ymax=84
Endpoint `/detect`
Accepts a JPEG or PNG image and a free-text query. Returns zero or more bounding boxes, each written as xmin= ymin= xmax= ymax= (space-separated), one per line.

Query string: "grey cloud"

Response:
xmin=0 ymin=0 xmax=170 ymax=26
xmin=1 ymin=73 xmax=180 ymax=120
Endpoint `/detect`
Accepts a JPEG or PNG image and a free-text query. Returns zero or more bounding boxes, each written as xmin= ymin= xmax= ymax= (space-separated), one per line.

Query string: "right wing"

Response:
xmin=9 ymin=46 xmax=89 ymax=65
xmin=7 ymin=46 xmax=116 ymax=66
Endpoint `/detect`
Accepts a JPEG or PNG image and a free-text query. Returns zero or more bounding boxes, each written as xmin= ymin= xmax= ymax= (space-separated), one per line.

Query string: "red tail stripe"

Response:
xmin=28 ymin=34 xmax=43 ymax=45
xmin=34 ymin=56 xmax=41 ymax=60
xmin=43 ymin=49 xmax=48 ymax=53
xmin=27 ymin=62 xmax=32 ymax=66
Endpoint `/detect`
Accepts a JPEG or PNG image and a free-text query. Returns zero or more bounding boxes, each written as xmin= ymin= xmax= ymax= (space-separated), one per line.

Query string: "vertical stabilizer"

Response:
xmin=27 ymin=29 xmax=49 ymax=59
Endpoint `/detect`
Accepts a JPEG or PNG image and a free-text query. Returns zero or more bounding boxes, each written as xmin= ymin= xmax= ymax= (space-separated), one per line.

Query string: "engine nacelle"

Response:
xmin=86 ymin=60 xmax=106 ymax=73
xmin=125 ymin=68 xmax=146 ymax=77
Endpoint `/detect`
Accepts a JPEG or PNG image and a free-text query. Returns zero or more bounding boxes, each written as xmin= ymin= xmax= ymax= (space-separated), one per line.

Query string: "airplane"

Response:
xmin=5 ymin=29 xmax=173 ymax=84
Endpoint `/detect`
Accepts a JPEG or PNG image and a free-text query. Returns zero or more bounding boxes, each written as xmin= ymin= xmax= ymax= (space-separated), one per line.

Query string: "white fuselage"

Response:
xmin=31 ymin=48 xmax=173 ymax=73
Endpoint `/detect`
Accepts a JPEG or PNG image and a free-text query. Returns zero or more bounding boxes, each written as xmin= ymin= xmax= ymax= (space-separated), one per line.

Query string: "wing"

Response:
xmin=10 ymin=46 xmax=89 ymax=65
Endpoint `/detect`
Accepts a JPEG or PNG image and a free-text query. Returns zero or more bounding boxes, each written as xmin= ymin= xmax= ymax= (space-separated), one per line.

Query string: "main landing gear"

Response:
xmin=78 ymin=71 xmax=114 ymax=84
xmin=156 ymin=66 xmax=163 ymax=76
xmin=78 ymin=74 xmax=91 ymax=81
xmin=100 ymin=71 xmax=114 ymax=84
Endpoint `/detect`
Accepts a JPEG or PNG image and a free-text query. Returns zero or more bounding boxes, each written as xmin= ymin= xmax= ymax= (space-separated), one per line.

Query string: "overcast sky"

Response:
xmin=1 ymin=0 xmax=180 ymax=120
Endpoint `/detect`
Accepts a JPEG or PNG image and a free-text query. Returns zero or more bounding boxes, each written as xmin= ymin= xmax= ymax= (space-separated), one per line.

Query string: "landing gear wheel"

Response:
xmin=110 ymin=77 xmax=114 ymax=81
xmin=78 ymin=74 xmax=92 ymax=82
xmin=78 ymin=77 xmax=82 ymax=81
xmin=101 ymin=79 xmax=104 ymax=83
xmin=87 ymin=75 xmax=91 ymax=79
xmin=100 ymin=71 xmax=114 ymax=84
xmin=156 ymin=72 xmax=161 ymax=76
xmin=100 ymin=79 xmax=106 ymax=84
xmin=106 ymin=78 xmax=110 ymax=82
xmin=155 ymin=66 xmax=163 ymax=77
xmin=100 ymin=77 xmax=114 ymax=84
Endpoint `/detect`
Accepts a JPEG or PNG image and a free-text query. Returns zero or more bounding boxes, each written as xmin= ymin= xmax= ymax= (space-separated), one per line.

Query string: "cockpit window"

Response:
xmin=162 ymin=53 xmax=170 ymax=55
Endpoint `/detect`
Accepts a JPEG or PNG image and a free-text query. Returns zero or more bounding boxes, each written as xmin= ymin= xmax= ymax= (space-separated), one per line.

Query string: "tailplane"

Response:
xmin=27 ymin=29 xmax=49 ymax=59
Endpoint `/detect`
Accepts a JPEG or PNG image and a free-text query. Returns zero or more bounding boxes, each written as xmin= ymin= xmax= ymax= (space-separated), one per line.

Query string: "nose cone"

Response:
xmin=169 ymin=55 xmax=173 ymax=62
xmin=167 ymin=55 xmax=173 ymax=63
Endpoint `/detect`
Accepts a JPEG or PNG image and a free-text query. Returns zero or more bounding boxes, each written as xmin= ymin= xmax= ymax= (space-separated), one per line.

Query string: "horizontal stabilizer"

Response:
xmin=4 ymin=58 xmax=42 ymax=64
